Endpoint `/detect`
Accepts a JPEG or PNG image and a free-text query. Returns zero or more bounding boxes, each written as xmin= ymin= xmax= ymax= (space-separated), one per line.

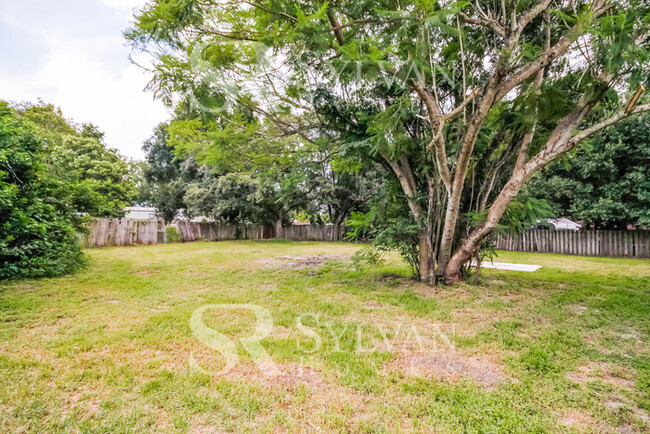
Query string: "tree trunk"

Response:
xmin=442 ymin=75 xmax=615 ymax=285
xmin=275 ymin=211 xmax=283 ymax=239
xmin=436 ymin=194 xmax=459 ymax=275
xmin=331 ymin=217 xmax=342 ymax=242
xmin=418 ymin=230 xmax=436 ymax=285
xmin=443 ymin=244 xmax=474 ymax=285
xmin=443 ymin=172 xmax=522 ymax=284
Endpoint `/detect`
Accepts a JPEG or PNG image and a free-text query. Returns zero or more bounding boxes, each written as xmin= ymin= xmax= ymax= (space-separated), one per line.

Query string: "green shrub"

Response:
xmin=165 ymin=226 xmax=182 ymax=243
xmin=0 ymin=102 xmax=84 ymax=279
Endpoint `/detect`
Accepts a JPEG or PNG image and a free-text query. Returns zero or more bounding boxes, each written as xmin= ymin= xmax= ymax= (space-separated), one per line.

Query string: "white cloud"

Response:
xmin=0 ymin=0 xmax=169 ymax=159
xmin=102 ymin=0 xmax=147 ymax=11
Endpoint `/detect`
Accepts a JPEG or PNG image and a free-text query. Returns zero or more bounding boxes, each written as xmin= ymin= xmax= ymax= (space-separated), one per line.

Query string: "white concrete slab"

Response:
xmin=471 ymin=261 xmax=542 ymax=272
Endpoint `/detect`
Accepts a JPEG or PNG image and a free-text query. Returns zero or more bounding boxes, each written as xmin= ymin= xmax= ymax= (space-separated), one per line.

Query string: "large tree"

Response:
xmin=139 ymin=123 xmax=200 ymax=222
xmin=48 ymin=134 xmax=137 ymax=217
xmin=129 ymin=0 xmax=650 ymax=284
xmin=301 ymin=161 xmax=383 ymax=239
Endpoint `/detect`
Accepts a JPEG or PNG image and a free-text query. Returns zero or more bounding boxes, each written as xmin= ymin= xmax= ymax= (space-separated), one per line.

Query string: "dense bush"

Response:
xmin=165 ymin=225 xmax=182 ymax=243
xmin=0 ymin=102 xmax=84 ymax=279
xmin=527 ymin=114 xmax=650 ymax=229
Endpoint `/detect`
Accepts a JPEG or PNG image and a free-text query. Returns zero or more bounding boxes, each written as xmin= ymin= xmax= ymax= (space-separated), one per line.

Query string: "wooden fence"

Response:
xmin=85 ymin=219 xmax=650 ymax=259
xmin=175 ymin=221 xmax=345 ymax=243
xmin=494 ymin=229 xmax=650 ymax=258
xmin=86 ymin=218 xmax=166 ymax=248
xmin=175 ymin=221 xmax=274 ymax=242
xmin=86 ymin=219 xmax=346 ymax=247
xmin=281 ymin=224 xmax=344 ymax=242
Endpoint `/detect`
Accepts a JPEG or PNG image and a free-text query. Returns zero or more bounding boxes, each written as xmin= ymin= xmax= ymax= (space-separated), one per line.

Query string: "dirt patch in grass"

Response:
xmin=634 ymin=408 xmax=650 ymax=425
xmin=260 ymin=255 xmax=351 ymax=269
xmin=385 ymin=348 xmax=506 ymax=387
xmin=221 ymin=361 xmax=325 ymax=390
xmin=60 ymin=387 xmax=105 ymax=417
xmin=0 ymin=343 xmax=55 ymax=364
xmin=567 ymin=305 xmax=589 ymax=315
xmin=566 ymin=361 xmax=636 ymax=390
xmin=154 ymin=407 xmax=174 ymax=432
xmin=189 ymin=421 xmax=221 ymax=434
xmin=618 ymin=329 xmax=642 ymax=341
xmin=270 ymin=326 xmax=293 ymax=340
xmin=451 ymin=308 xmax=503 ymax=326
xmin=557 ymin=409 xmax=599 ymax=430
xmin=21 ymin=316 xmax=73 ymax=342
xmin=602 ymin=401 xmax=650 ymax=432
xmin=110 ymin=342 xmax=324 ymax=389
xmin=363 ymin=300 xmax=385 ymax=309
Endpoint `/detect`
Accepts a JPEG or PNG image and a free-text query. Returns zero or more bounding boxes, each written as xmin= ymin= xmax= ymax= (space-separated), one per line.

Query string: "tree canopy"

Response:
xmin=0 ymin=101 xmax=142 ymax=279
xmin=129 ymin=0 xmax=650 ymax=284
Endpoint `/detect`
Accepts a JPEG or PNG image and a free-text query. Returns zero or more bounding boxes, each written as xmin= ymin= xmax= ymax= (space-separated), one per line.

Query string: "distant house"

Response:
xmin=170 ymin=209 xmax=214 ymax=223
xmin=536 ymin=218 xmax=582 ymax=231
xmin=124 ymin=207 xmax=157 ymax=220
xmin=550 ymin=218 xmax=582 ymax=231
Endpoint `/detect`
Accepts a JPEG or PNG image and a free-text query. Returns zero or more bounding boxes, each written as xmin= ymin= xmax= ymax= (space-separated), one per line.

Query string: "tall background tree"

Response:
xmin=138 ymin=105 xmax=381 ymax=234
xmin=128 ymin=0 xmax=650 ymax=284
xmin=19 ymin=102 xmax=138 ymax=218
xmin=526 ymin=113 xmax=650 ymax=229
xmin=138 ymin=122 xmax=199 ymax=222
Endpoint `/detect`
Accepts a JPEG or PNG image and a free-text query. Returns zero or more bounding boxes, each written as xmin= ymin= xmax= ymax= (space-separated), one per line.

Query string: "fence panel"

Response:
xmin=494 ymin=229 xmax=650 ymax=259
xmin=174 ymin=221 xmax=344 ymax=243
xmin=87 ymin=218 xmax=164 ymax=248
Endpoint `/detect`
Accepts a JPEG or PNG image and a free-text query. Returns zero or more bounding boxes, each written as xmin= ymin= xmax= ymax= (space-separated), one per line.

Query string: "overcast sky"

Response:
xmin=0 ymin=0 xmax=169 ymax=159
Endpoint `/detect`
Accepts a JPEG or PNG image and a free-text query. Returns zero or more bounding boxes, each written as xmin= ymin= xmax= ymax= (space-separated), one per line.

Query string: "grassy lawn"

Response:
xmin=1 ymin=241 xmax=649 ymax=432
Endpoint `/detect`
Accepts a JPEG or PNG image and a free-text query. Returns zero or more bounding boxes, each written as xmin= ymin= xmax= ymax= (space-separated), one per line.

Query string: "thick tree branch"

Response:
xmin=460 ymin=0 xmax=551 ymax=39
xmin=453 ymin=71 xmax=505 ymax=192
xmin=514 ymin=12 xmax=549 ymax=172
xmin=383 ymin=152 xmax=423 ymax=220
xmin=568 ymin=103 xmax=650 ymax=147
xmin=328 ymin=11 xmax=345 ymax=46
xmin=411 ymin=81 xmax=452 ymax=192
xmin=635 ymin=31 xmax=650 ymax=45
